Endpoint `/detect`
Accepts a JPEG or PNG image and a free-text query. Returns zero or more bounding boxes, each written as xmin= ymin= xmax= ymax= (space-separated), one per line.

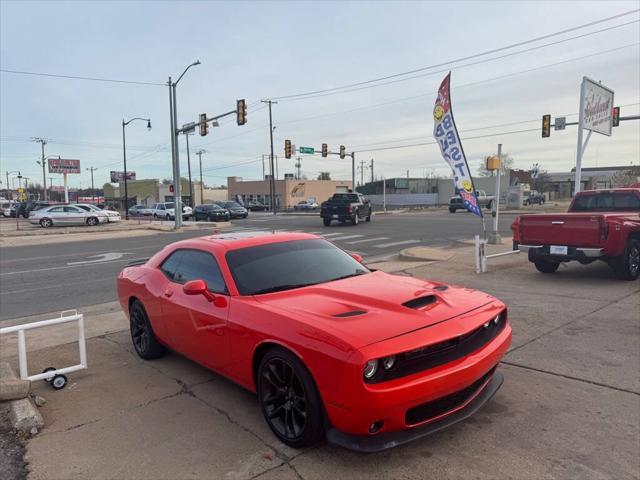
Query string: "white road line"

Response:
xmin=325 ymin=234 xmax=364 ymax=241
xmin=0 ymin=257 xmax=134 ymax=276
xmin=308 ymin=231 xmax=323 ymax=234
xmin=346 ymin=237 xmax=390 ymax=245
xmin=374 ymin=239 xmax=421 ymax=248
xmin=320 ymin=233 xmax=344 ymax=237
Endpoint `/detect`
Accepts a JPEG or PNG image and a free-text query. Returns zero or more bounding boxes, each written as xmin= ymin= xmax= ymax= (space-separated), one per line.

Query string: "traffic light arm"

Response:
xmin=177 ymin=109 xmax=236 ymax=134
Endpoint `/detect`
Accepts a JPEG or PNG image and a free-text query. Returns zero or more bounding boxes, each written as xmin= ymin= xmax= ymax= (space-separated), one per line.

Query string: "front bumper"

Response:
xmin=519 ymin=244 xmax=604 ymax=259
xmin=327 ymin=370 xmax=504 ymax=453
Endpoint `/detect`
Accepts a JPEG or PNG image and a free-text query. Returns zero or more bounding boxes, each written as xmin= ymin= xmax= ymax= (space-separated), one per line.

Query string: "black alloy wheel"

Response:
xmin=129 ymin=301 xmax=166 ymax=360
xmin=258 ymin=348 xmax=324 ymax=448
xmin=612 ymin=238 xmax=640 ymax=281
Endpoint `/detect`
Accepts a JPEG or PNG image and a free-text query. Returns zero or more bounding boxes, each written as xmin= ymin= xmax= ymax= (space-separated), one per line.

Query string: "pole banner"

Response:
xmin=433 ymin=72 xmax=482 ymax=217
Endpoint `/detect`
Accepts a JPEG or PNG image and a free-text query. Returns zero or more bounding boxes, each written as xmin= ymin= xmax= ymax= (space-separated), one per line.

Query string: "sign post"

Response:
xmin=48 ymin=159 xmax=80 ymax=204
xmin=575 ymin=77 xmax=614 ymax=194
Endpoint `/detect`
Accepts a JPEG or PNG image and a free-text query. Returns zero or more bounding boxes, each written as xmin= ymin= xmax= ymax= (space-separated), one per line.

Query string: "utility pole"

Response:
xmin=261 ymin=100 xmax=278 ymax=214
xmin=295 ymin=157 xmax=301 ymax=180
xmin=359 ymin=159 xmax=366 ymax=186
xmin=370 ymin=158 xmax=374 ymax=184
xmin=351 ymin=152 xmax=356 ymax=192
xmin=86 ymin=167 xmax=98 ymax=203
xmin=185 ymin=131 xmax=194 ymax=207
xmin=33 ymin=138 xmax=48 ymax=201
xmin=196 ymin=149 xmax=206 ymax=204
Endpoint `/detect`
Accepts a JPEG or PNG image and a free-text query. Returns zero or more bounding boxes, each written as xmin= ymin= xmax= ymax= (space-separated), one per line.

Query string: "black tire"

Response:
xmin=323 ymin=218 xmax=331 ymax=227
xmin=366 ymin=211 xmax=372 ymax=222
xmin=51 ymin=374 xmax=68 ymax=390
xmin=351 ymin=213 xmax=359 ymax=226
xmin=449 ymin=207 xmax=456 ymax=213
xmin=129 ymin=301 xmax=166 ymax=360
xmin=86 ymin=216 xmax=98 ymax=226
xmin=534 ymin=259 xmax=560 ymax=274
xmin=513 ymin=240 xmax=519 ymax=251
xmin=611 ymin=238 xmax=640 ymax=281
xmin=486 ymin=201 xmax=493 ymax=210
xmin=257 ymin=347 xmax=324 ymax=449
xmin=153 ymin=213 xmax=158 ymax=219
xmin=43 ymin=367 xmax=56 ymax=382
xmin=40 ymin=218 xmax=53 ymax=228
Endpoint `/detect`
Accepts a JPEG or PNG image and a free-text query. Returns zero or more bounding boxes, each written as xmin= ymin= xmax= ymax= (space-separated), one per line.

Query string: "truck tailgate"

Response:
xmin=520 ymin=214 xmax=604 ymax=247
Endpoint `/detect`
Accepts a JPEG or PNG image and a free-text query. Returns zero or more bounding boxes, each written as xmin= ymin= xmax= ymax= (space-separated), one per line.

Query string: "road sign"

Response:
xmin=299 ymin=147 xmax=314 ymax=154
xmin=554 ymin=117 xmax=566 ymax=130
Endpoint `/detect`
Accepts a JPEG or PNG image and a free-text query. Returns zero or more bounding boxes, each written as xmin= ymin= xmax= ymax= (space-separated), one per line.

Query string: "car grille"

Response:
xmin=365 ymin=311 xmax=506 ymax=384
xmin=405 ymin=366 xmax=496 ymax=425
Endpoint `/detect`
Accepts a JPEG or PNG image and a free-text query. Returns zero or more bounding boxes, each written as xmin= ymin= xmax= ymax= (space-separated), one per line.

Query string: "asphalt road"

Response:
xmin=0 ymin=210 xmax=513 ymax=321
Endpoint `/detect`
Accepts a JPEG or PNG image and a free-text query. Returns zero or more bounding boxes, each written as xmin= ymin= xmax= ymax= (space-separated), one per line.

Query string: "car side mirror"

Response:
xmin=183 ymin=279 xmax=227 ymax=307
xmin=350 ymin=252 xmax=364 ymax=263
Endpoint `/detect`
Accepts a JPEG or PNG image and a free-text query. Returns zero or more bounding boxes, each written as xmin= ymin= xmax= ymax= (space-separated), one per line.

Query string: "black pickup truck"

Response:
xmin=320 ymin=193 xmax=372 ymax=226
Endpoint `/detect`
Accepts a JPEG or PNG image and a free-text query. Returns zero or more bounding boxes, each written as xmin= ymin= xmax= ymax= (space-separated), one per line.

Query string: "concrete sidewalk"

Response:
xmin=1 ymin=244 xmax=638 ymax=479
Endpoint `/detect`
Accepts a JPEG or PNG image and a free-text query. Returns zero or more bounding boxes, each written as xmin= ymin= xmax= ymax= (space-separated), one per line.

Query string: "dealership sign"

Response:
xmin=110 ymin=171 xmax=136 ymax=182
xmin=580 ymin=77 xmax=614 ymax=137
xmin=48 ymin=158 xmax=81 ymax=174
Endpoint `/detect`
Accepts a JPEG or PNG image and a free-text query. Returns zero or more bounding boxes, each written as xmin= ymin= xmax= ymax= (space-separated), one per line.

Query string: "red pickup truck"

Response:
xmin=512 ymin=188 xmax=640 ymax=280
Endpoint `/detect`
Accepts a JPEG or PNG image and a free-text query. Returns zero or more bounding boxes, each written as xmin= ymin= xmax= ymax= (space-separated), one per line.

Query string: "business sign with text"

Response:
xmin=581 ymin=77 xmax=614 ymax=137
xmin=48 ymin=158 xmax=81 ymax=174
xmin=110 ymin=171 xmax=136 ymax=182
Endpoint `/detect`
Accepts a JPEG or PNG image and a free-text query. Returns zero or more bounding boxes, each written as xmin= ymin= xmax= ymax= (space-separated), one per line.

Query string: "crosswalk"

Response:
xmin=226 ymin=226 xmax=422 ymax=257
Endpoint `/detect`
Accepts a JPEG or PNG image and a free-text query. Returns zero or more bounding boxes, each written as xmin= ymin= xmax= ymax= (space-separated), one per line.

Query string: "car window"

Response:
xmin=48 ymin=206 xmax=64 ymax=213
xmin=165 ymin=203 xmax=175 ymax=209
xmin=173 ymin=250 xmax=227 ymax=294
xmin=64 ymin=206 xmax=82 ymax=213
xmin=77 ymin=205 xmax=91 ymax=212
xmin=572 ymin=192 xmax=640 ymax=212
xmin=160 ymin=251 xmax=184 ymax=281
xmin=613 ymin=193 xmax=640 ymax=210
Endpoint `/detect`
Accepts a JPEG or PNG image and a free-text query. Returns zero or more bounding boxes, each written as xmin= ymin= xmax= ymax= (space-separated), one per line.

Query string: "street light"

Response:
xmin=168 ymin=60 xmax=200 ymax=229
xmin=122 ymin=117 xmax=152 ymax=219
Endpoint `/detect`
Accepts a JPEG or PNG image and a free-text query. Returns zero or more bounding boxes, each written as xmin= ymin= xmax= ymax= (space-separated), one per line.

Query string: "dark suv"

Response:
xmin=214 ymin=201 xmax=248 ymax=219
xmin=13 ymin=201 xmax=51 ymax=218
xmin=193 ymin=204 xmax=230 ymax=222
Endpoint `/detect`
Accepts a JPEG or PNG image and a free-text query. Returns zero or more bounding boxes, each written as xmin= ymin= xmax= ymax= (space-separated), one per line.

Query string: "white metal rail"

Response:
xmin=0 ymin=310 xmax=86 ymax=382
xmin=475 ymin=235 xmax=520 ymax=273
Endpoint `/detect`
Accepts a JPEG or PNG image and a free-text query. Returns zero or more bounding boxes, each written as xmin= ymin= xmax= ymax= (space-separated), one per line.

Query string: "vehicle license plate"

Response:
xmin=332 ymin=214 xmax=339 ymax=219
xmin=550 ymin=245 xmax=568 ymax=255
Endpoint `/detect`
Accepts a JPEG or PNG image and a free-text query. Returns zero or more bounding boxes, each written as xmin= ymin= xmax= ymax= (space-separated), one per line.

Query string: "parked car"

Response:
xmin=193 ymin=204 xmax=230 ymax=222
xmin=294 ymin=200 xmax=319 ymax=211
xmin=29 ymin=204 xmax=109 ymax=228
xmin=449 ymin=190 xmax=494 ymax=213
xmin=522 ymin=191 xmax=545 ymax=206
xmin=513 ymin=188 xmax=640 ymax=280
xmin=215 ymin=201 xmax=248 ymax=219
xmin=117 ymin=231 xmax=511 ymax=451
xmin=11 ymin=200 xmax=51 ymax=218
xmin=0 ymin=199 xmax=15 ymax=217
xmin=76 ymin=203 xmax=121 ymax=222
xmin=129 ymin=205 xmax=153 ymax=216
xmin=150 ymin=202 xmax=192 ymax=220
xmin=247 ymin=201 xmax=269 ymax=212
xmin=320 ymin=192 xmax=372 ymax=226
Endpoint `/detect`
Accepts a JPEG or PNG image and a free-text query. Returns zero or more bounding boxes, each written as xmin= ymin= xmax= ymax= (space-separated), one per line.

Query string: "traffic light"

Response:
xmin=236 ymin=99 xmax=247 ymax=126
xmin=612 ymin=106 xmax=620 ymax=127
xmin=285 ymin=139 xmax=292 ymax=159
xmin=199 ymin=113 xmax=208 ymax=136
xmin=339 ymin=145 xmax=346 ymax=159
xmin=541 ymin=114 xmax=551 ymax=138
xmin=321 ymin=143 xmax=328 ymax=157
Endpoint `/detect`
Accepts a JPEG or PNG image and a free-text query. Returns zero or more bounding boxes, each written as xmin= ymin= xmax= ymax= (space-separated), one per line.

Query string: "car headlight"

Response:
xmin=382 ymin=355 xmax=396 ymax=370
xmin=363 ymin=359 xmax=378 ymax=379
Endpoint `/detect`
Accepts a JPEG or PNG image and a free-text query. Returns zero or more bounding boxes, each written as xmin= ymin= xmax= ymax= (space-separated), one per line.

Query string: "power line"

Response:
xmin=0 ymin=69 xmax=164 ymax=86
xmin=269 ymin=9 xmax=639 ymax=101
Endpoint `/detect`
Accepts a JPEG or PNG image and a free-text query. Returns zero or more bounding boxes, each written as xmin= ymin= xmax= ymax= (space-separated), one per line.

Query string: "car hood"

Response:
xmin=254 ymin=271 xmax=497 ymax=348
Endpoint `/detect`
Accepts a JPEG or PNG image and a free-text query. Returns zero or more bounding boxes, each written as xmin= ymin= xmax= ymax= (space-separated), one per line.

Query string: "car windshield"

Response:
xmin=225 ymin=202 xmax=241 ymax=208
xmin=226 ymin=239 xmax=370 ymax=295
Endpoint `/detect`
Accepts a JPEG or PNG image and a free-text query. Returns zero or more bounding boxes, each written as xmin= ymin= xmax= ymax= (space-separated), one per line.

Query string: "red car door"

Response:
xmin=159 ymin=249 xmax=231 ymax=372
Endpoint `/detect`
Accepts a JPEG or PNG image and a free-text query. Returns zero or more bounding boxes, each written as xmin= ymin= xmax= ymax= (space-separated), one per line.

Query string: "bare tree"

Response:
xmin=477 ymin=154 xmax=514 ymax=177
xmin=317 ymin=172 xmax=331 ymax=180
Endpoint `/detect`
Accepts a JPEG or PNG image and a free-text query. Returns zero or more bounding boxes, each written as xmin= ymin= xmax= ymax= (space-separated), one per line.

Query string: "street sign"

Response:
xmin=182 ymin=122 xmax=196 ymax=133
xmin=554 ymin=117 xmax=566 ymax=130
xmin=299 ymin=147 xmax=314 ymax=154
xmin=48 ymin=158 xmax=80 ymax=174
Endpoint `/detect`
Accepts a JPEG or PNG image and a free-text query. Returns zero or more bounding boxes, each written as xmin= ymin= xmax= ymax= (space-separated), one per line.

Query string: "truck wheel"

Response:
xmin=513 ymin=240 xmax=519 ymax=251
xmin=611 ymin=238 xmax=640 ymax=281
xmin=449 ymin=207 xmax=456 ymax=213
xmin=351 ymin=214 xmax=359 ymax=226
xmin=365 ymin=212 xmax=372 ymax=222
xmin=486 ymin=201 xmax=493 ymax=210
xmin=323 ymin=218 xmax=331 ymax=227
xmin=534 ymin=259 xmax=559 ymax=274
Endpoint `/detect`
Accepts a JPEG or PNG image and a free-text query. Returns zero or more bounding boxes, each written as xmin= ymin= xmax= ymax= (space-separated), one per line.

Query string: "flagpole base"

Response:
xmin=487 ymin=232 xmax=502 ymax=245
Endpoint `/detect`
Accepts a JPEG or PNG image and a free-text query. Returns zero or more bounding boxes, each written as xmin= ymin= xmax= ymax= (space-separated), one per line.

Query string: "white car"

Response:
xmin=76 ymin=203 xmax=121 ymax=222
xmin=29 ymin=205 xmax=109 ymax=228
xmin=150 ymin=202 xmax=192 ymax=220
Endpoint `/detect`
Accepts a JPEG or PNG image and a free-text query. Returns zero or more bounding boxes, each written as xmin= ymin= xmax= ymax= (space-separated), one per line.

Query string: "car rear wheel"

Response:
xmin=351 ymin=213 xmax=359 ymax=225
xmin=486 ymin=201 xmax=493 ymax=210
xmin=86 ymin=217 xmax=99 ymax=226
xmin=257 ymin=347 xmax=324 ymax=449
xmin=323 ymin=218 xmax=331 ymax=227
xmin=611 ymin=238 xmax=640 ymax=281
xmin=129 ymin=301 xmax=166 ymax=360
xmin=40 ymin=218 xmax=52 ymax=228
xmin=534 ymin=259 xmax=560 ymax=274
xmin=449 ymin=207 xmax=456 ymax=213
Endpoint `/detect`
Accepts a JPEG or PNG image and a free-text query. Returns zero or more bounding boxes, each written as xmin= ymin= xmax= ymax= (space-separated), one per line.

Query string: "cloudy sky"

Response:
xmin=1 ymin=0 xmax=638 ymax=190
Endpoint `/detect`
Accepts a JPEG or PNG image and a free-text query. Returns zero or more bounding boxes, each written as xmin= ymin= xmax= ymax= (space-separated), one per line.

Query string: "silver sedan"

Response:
xmin=29 ymin=205 xmax=109 ymax=228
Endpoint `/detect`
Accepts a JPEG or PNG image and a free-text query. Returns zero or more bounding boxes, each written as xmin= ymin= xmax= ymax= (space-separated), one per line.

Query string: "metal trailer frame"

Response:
xmin=0 ymin=310 xmax=86 ymax=384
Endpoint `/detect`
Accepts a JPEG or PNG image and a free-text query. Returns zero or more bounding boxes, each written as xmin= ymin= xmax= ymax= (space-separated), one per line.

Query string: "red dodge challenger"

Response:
xmin=117 ymin=231 xmax=511 ymax=452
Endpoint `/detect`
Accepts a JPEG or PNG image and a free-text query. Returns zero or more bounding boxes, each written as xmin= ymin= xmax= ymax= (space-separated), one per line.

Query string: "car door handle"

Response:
xmin=551 ymin=221 xmax=564 ymax=225
xmin=164 ymin=289 xmax=174 ymax=298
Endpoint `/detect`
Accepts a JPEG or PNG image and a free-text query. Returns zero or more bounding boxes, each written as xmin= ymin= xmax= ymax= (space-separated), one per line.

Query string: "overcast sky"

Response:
xmin=1 ymin=0 xmax=638 ymax=189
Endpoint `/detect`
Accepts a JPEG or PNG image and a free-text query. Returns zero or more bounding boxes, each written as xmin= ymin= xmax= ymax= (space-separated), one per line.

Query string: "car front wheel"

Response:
xmin=86 ymin=217 xmax=99 ymax=226
xmin=40 ymin=218 xmax=52 ymax=228
xmin=130 ymin=301 xmax=166 ymax=360
xmin=257 ymin=347 xmax=324 ymax=449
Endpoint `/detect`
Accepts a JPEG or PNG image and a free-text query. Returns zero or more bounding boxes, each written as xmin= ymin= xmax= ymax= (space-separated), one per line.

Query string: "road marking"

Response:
xmin=67 ymin=252 xmax=129 ymax=265
xmin=308 ymin=231 xmax=323 ymax=234
xmin=346 ymin=237 xmax=390 ymax=244
xmin=320 ymin=233 xmax=344 ymax=237
xmin=0 ymin=257 xmax=134 ymax=276
xmin=325 ymin=234 xmax=364 ymax=241
xmin=374 ymin=239 xmax=421 ymax=248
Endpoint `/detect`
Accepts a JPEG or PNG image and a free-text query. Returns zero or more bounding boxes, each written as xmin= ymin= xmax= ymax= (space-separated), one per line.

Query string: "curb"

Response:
xmin=0 ymin=362 xmax=43 ymax=435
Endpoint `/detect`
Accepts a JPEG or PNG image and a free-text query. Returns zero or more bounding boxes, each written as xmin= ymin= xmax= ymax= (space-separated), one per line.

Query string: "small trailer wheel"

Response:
xmin=43 ymin=367 xmax=56 ymax=382
xmin=51 ymin=374 xmax=68 ymax=390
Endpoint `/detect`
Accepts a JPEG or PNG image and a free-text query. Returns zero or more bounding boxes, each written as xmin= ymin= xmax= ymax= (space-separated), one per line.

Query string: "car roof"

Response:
xmin=167 ymin=231 xmax=320 ymax=253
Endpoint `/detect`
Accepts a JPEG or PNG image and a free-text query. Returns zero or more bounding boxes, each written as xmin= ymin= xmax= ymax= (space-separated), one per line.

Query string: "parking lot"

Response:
xmin=0 ymin=212 xmax=638 ymax=479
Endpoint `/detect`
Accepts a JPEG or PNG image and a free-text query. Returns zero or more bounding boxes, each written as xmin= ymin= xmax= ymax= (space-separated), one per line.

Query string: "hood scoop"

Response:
xmin=402 ymin=295 xmax=437 ymax=310
xmin=333 ymin=310 xmax=367 ymax=318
